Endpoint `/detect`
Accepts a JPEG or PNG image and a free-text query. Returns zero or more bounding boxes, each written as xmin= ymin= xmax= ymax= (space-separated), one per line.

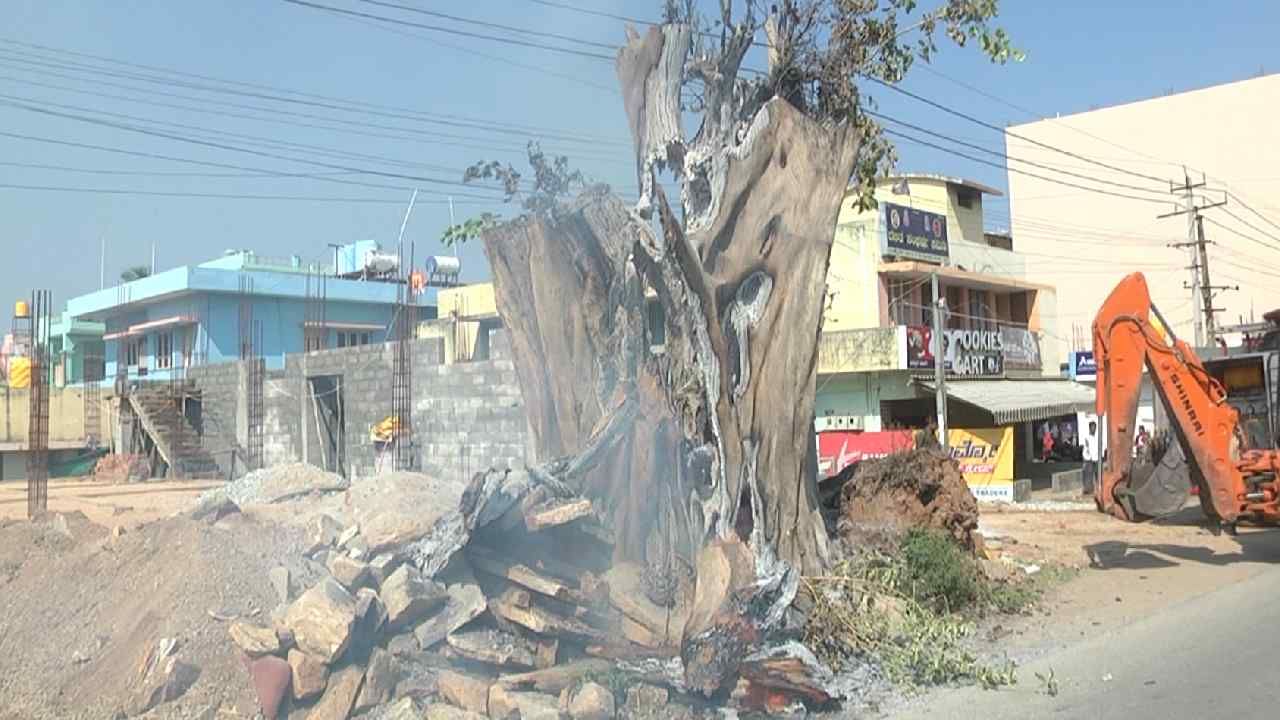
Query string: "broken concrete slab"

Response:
xmin=353 ymin=648 xmax=397 ymax=714
xmin=288 ymin=649 xmax=329 ymax=701
xmin=349 ymin=471 xmax=468 ymax=554
xmin=438 ymin=670 xmax=491 ymax=714
xmin=305 ymin=663 xmax=364 ymax=720
xmin=284 ymin=578 xmax=357 ymax=664
xmin=327 ymin=554 xmax=371 ymax=591
xmin=190 ymin=494 xmax=240 ymax=524
xmin=381 ymin=565 xmax=447 ymax=631
xmin=228 ymin=620 xmax=281 ymax=658
xmin=413 ymin=582 xmax=486 ymax=650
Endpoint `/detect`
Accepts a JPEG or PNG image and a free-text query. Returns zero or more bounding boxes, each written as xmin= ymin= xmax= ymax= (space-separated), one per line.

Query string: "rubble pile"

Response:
xmin=92 ymin=453 xmax=150 ymax=483
xmin=207 ymin=464 xmax=839 ymax=719
xmin=837 ymin=448 xmax=980 ymax=553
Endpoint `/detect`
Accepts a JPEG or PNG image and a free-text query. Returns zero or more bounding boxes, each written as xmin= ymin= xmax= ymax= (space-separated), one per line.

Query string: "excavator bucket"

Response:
xmin=1118 ymin=435 xmax=1192 ymax=519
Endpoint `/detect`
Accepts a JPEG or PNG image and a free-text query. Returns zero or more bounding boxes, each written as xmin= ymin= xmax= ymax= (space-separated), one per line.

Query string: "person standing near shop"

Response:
xmin=1082 ymin=420 xmax=1100 ymax=494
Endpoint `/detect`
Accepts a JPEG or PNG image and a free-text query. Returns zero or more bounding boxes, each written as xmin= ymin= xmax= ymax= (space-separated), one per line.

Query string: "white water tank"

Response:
xmin=362 ymin=249 xmax=400 ymax=274
xmin=425 ymin=255 xmax=462 ymax=277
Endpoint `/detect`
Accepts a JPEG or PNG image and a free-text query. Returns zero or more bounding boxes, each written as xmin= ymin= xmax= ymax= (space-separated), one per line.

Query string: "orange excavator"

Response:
xmin=1093 ymin=272 xmax=1280 ymax=531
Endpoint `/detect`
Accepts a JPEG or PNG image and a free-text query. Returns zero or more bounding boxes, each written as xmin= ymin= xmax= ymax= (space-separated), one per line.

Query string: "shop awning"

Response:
xmin=916 ymin=378 xmax=1096 ymax=424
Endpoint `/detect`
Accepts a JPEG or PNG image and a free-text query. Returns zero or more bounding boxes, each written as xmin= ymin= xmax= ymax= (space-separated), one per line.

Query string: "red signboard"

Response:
xmin=817 ymin=430 xmax=916 ymax=477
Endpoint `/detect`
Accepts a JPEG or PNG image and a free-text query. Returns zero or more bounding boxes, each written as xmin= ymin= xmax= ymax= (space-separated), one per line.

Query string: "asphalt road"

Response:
xmin=889 ymin=560 xmax=1280 ymax=719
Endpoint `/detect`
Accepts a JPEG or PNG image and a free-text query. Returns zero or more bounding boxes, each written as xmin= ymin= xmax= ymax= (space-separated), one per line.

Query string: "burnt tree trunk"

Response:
xmin=481 ymin=24 xmax=858 ymax=578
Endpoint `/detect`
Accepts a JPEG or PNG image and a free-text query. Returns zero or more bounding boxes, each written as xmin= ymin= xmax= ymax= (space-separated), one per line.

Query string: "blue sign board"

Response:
xmin=880 ymin=202 xmax=949 ymax=263
xmin=1069 ymin=351 xmax=1097 ymax=381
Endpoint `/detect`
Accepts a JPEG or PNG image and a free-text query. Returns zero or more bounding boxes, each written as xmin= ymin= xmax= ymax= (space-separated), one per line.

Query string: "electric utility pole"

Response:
xmin=931 ymin=272 xmax=948 ymax=448
xmin=1160 ymin=172 xmax=1228 ymax=347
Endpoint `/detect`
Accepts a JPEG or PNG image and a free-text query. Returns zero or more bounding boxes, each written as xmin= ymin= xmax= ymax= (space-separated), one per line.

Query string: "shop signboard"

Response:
xmin=880 ymin=202 xmax=949 ymax=263
xmin=1000 ymin=326 xmax=1042 ymax=371
xmin=1069 ymin=351 xmax=1097 ymax=381
xmin=905 ymin=325 xmax=1004 ymax=377
xmin=947 ymin=426 xmax=1015 ymax=501
xmin=817 ymin=430 xmax=916 ymax=477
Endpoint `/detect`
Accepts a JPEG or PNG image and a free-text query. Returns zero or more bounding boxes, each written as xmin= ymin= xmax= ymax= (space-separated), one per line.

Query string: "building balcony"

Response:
xmin=818 ymin=324 xmax=1050 ymax=377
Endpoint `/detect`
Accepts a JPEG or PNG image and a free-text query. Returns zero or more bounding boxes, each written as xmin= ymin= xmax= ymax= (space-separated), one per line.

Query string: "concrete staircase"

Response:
xmin=128 ymin=388 xmax=222 ymax=479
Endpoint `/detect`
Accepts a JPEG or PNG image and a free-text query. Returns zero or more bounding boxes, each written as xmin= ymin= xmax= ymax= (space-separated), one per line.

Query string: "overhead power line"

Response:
xmin=865 ymin=109 xmax=1168 ymax=198
xmin=882 ymin=127 xmax=1170 ymax=205
xmin=353 ymin=0 xmax=616 ymax=50
xmin=863 ymin=76 xmax=1171 ymax=185
xmin=280 ymin=0 xmax=616 ymax=61
xmin=0 ymin=182 xmax=485 ymax=204
xmin=0 ymin=65 xmax=627 ymax=164
xmin=1218 ymin=205 xmax=1280 ymax=248
xmin=0 ymin=49 xmax=625 ymax=147
xmin=1222 ymin=190 xmax=1280 ymax=235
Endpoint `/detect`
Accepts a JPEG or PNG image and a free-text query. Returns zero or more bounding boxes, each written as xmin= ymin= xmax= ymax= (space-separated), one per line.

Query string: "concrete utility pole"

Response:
xmin=1161 ymin=172 xmax=1228 ymax=347
xmin=931 ymin=272 xmax=948 ymax=448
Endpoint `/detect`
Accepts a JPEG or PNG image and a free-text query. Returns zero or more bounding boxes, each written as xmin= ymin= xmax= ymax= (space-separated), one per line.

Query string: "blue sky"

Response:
xmin=2 ymin=0 xmax=1277 ymax=310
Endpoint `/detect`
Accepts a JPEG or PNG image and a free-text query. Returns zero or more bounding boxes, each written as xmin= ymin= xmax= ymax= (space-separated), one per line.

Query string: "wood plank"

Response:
xmin=488 ymin=588 xmax=609 ymax=643
xmin=524 ymin=497 xmax=594 ymax=531
xmin=468 ymin=546 xmax=598 ymax=608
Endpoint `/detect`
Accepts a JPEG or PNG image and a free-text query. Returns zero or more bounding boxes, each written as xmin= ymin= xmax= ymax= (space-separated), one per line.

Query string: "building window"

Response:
xmin=968 ymin=288 xmax=993 ymax=330
xmin=337 ymin=331 xmax=371 ymax=348
xmin=888 ymin=279 xmax=914 ymax=325
xmin=920 ymin=282 xmax=934 ymax=327
xmin=126 ymin=337 xmax=145 ymax=367
xmin=156 ymin=332 xmax=173 ymax=369
xmin=956 ymin=186 xmax=979 ymax=209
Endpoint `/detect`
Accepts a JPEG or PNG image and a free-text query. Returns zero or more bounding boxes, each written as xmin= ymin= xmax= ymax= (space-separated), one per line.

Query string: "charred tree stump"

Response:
xmin=481 ymin=23 xmax=858 ymax=584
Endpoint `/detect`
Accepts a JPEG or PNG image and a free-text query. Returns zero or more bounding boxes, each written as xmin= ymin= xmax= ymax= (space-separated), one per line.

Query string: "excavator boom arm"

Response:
xmin=1093 ymin=273 xmax=1280 ymax=524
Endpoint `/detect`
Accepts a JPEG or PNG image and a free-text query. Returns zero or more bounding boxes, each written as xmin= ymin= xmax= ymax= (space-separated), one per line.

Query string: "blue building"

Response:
xmin=66 ymin=241 xmax=436 ymax=382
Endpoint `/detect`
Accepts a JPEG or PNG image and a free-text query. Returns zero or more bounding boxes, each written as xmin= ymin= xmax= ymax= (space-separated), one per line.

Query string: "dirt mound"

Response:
xmin=838 ymin=449 xmax=979 ymax=552
xmin=0 ymin=508 xmax=319 ymax=719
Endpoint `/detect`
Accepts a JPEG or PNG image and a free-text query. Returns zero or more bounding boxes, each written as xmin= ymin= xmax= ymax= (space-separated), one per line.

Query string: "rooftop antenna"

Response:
xmin=99 ymin=234 xmax=106 ymax=290
xmin=150 ymin=240 xmax=156 ymax=276
xmin=396 ymin=188 xmax=420 ymax=261
xmin=448 ymin=196 xmax=456 ymax=226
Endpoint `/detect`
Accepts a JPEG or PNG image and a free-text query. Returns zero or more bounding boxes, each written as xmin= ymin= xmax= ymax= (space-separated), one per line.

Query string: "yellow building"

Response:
xmin=418 ymin=283 xmax=501 ymax=363
xmin=816 ymin=174 xmax=1093 ymax=488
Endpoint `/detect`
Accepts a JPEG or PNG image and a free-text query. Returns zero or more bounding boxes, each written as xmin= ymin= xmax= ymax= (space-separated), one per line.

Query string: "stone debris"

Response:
xmin=246 ymin=654 xmax=292 ymax=720
xmin=438 ymin=670 xmax=492 ymax=714
xmin=328 ymin=554 xmax=371 ymax=591
xmin=381 ymin=565 xmax=447 ymax=631
xmin=353 ymin=647 xmax=397 ymax=713
xmin=284 ymin=578 xmax=358 ymax=664
xmin=131 ymin=638 xmax=199 ymax=716
xmin=413 ymin=582 xmax=486 ymax=650
xmin=289 ymin=649 xmax=330 ymax=701
xmin=182 ymin=464 xmax=840 ymax=718
xmin=270 ymin=566 xmax=293 ymax=604
xmin=229 ymin=620 xmax=282 ymax=657
xmin=307 ymin=515 xmax=343 ymax=556
xmin=564 ymin=681 xmax=615 ymax=720
xmin=307 ymin=663 xmax=365 ymax=720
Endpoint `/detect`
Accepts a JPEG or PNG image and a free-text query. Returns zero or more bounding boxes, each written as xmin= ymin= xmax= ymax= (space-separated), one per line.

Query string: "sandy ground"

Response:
xmin=0 ymin=478 xmax=224 ymax=526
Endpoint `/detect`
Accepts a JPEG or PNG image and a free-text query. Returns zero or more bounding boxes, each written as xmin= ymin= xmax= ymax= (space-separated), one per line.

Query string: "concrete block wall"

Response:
xmin=191 ymin=331 xmax=525 ymax=481
xmin=187 ymin=362 xmax=243 ymax=473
